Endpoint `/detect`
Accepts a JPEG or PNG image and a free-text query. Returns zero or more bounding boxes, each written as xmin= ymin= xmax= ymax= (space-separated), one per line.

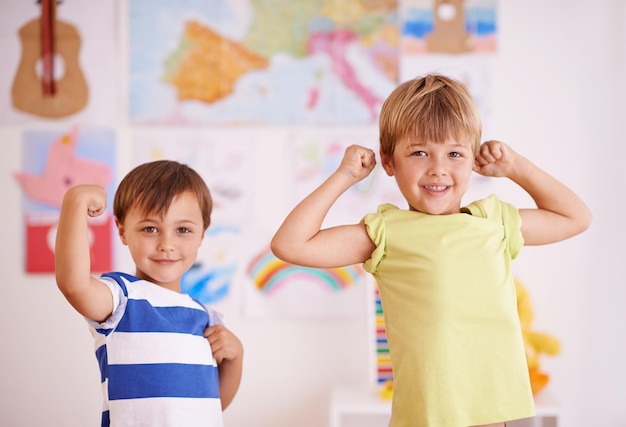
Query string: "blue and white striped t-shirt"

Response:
xmin=88 ymin=272 xmax=223 ymax=427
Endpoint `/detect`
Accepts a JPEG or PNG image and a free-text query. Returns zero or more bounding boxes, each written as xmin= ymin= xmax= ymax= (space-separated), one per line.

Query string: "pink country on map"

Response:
xmin=307 ymin=30 xmax=384 ymax=121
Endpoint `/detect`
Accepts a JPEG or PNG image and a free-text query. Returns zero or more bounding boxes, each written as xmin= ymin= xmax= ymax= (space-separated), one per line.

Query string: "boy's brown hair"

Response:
xmin=379 ymin=74 xmax=482 ymax=157
xmin=114 ymin=160 xmax=213 ymax=231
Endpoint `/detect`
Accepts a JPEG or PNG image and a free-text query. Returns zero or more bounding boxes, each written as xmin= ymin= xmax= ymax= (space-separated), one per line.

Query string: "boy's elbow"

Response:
xmin=55 ymin=274 xmax=72 ymax=296
xmin=269 ymin=238 xmax=290 ymax=263
xmin=577 ymin=208 xmax=593 ymax=234
xmin=270 ymin=237 xmax=310 ymax=266
xmin=566 ymin=208 xmax=592 ymax=239
xmin=56 ymin=278 xmax=84 ymax=305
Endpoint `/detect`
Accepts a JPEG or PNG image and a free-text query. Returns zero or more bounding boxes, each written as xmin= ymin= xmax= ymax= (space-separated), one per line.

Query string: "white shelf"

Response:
xmin=329 ymin=387 xmax=560 ymax=427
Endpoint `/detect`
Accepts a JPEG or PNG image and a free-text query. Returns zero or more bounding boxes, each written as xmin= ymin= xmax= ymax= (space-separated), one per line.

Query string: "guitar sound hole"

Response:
xmin=35 ymin=53 xmax=66 ymax=81
xmin=437 ymin=3 xmax=457 ymax=21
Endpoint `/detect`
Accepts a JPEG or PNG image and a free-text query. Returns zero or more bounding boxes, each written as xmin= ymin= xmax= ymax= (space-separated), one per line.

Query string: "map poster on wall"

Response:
xmin=128 ymin=0 xmax=398 ymax=125
xmin=14 ymin=128 xmax=115 ymax=273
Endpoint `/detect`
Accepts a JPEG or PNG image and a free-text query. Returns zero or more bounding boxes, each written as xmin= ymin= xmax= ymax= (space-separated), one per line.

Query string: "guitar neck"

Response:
xmin=40 ymin=0 xmax=57 ymax=96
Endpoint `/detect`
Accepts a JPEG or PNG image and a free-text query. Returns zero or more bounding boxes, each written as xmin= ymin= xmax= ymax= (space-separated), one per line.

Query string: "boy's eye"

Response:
xmin=411 ymin=150 xmax=426 ymax=157
xmin=449 ymin=152 xmax=462 ymax=158
xmin=143 ymin=226 xmax=158 ymax=233
xmin=178 ymin=227 xmax=191 ymax=234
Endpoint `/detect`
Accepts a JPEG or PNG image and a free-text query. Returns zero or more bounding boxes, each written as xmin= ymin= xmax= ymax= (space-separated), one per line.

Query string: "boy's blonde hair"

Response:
xmin=114 ymin=160 xmax=213 ymax=231
xmin=379 ymin=74 xmax=482 ymax=157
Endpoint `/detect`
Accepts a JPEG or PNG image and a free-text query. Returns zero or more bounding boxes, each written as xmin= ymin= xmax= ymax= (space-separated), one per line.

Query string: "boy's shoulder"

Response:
xmin=99 ymin=271 xmax=139 ymax=296
xmin=101 ymin=271 xmax=140 ymax=282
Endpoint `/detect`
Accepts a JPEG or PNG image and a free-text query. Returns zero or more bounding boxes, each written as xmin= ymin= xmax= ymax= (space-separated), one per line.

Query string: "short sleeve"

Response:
xmin=464 ymin=195 xmax=524 ymax=259
xmin=85 ymin=277 xmax=127 ymax=331
xmin=362 ymin=204 xmax=395 ymax=273
xmin=205 ymin=306 xmax=225 ymax=326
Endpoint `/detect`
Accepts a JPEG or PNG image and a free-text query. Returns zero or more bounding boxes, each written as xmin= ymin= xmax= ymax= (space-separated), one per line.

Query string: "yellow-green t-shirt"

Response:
xmin=363 ymin=195 xmax=535 ymax=427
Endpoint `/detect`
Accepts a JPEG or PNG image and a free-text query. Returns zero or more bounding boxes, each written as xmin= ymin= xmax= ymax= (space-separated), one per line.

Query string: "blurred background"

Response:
xmin=0 ymin=1 xmax=624 ymax=426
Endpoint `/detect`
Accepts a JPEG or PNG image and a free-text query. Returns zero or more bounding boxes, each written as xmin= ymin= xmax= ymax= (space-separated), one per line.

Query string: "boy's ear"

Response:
xmin=380 ymin=150 xmax=395 ymax=176
xmin=114 ymin=217 xmax=128 ymax=245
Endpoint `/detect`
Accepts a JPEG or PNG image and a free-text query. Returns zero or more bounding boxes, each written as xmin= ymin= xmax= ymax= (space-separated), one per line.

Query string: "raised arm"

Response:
xmin=474 ymin=140 xmax=592 ymax=245
xmin=55 ymin=184 xmax=115 ymax=322
xmin=270 ymin=145 xmax=377 ymax=268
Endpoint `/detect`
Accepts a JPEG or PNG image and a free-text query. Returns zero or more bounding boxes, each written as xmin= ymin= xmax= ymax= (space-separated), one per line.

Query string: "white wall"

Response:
xmin=1 ymin=1 xmax=625 ymax=426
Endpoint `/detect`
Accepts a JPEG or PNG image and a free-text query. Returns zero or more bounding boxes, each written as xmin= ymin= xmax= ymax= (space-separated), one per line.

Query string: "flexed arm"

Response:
xmin=271 ymin=145 xmax=377 ymax=268
xmin=473 ymin=140 xmax=592 ymax=245
xmin=55 ymin=184 xmax=114 ymax=322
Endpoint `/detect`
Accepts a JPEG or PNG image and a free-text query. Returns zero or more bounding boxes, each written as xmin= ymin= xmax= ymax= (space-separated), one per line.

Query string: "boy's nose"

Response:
xmin=157 ymin=235 xmax=174 ymax=252
xmin=427 ymin=160 xmax=447 ymax=176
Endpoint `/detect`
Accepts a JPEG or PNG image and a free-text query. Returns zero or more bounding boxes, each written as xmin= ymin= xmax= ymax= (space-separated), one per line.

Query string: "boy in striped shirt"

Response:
xmin=56 ymin=160 xmax=243 ymax=427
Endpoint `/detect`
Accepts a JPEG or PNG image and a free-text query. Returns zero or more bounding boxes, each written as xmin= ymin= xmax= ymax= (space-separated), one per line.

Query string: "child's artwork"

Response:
xmin=398 ymin=1 xmax=497 ymax=138
xmin=181 ymin=225 xmax=241 ymax=306
xmin=401 ymin=0 xmax=497 ymax=54
xmin=0 ymin=0 xmax=116 ymax=124
xmin=14 ymin=127 xmax=115 ymax=273
xmin=131 ymin=129 xmax=258 ymax=307
xmin=244 ymin=242 xmax=368 ymax=318
xmin=290 ymin=128 xmax=406 ymax=224
xmin=10 ymin=0 xmax=88 ymax=118
xmin=131 ymin=128 xmax=256 ymax=225
xmin=128 ymin=0 xmax=398 ymax=125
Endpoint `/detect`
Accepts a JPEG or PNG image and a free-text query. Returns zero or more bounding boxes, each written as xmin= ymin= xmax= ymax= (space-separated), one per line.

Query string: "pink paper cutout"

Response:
xmin=14 ymin=127 xmax=113 ymax=207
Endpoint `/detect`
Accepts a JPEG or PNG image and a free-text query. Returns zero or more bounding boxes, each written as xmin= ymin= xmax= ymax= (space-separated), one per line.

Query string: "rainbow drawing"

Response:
xmin=247 ymin=247 xmax=364 ymax=295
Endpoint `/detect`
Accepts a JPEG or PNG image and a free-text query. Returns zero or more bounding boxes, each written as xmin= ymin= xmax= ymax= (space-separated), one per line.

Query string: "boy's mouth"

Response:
xmin=423 ymin=185 xmax=448 ymax=191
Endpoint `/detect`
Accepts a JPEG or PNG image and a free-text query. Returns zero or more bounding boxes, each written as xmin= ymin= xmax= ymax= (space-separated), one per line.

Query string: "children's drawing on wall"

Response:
xmin=398 ymin=1 xmax=497 ymax=138
xmin=129 ymin=0 xmax=398 ymax=125
xmin=0 ymin=0 xmax=116 ymax=124
xmin=14 ymin=127 xmax=115 ymax=273
xmin=11 ymin=0 xmax=88 ymax=118
xmin=244 ymin=241 xmax=368 ymax=318
xmin=132 ymin=129 xmax=257 ymax=309
xmin=131 ymin=129 xmax=255 ymax=225
xmin=181 ymin=225 xmax=241 ymax=307
xmin=291 ymin=129 xmax=405 ymax=224
xmin=401 ymin=0 xmax=497 ymax=54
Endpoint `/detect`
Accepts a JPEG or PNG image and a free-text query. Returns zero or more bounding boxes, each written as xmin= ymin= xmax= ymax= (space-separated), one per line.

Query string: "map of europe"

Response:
xmin=129 ymin=0 xmax=398 ymax=125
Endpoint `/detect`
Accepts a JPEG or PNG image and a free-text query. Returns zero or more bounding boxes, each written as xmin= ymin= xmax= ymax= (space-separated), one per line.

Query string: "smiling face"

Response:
xmin=378 ymin=75 xmax=482 ymax=214
xmin=116 ymin=191 xmax=205 ymax=291
xmin=381 ymin=138 xmax=474 ymax=215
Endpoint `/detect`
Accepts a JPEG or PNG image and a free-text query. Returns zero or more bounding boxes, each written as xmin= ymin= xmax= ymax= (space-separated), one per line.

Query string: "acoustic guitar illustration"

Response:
xmin=11 ymin=0 xmax=88 ymax=118
xmin=426 ymin=0 xmax=474 ymax=54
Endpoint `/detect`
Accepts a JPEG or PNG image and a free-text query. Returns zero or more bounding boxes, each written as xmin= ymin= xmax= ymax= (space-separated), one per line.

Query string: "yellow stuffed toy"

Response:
xmin=515 ymin=278 xmax=561 ymax=395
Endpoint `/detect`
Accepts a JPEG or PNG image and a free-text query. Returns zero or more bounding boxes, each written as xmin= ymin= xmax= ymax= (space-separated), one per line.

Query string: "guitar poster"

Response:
xmin=0 ymin=0 xmax=116 ymax=124
xmin=399 ymin=0 xmax=498 ymax=140
xmin=14 ymin=127 xmax=116 ymax=273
